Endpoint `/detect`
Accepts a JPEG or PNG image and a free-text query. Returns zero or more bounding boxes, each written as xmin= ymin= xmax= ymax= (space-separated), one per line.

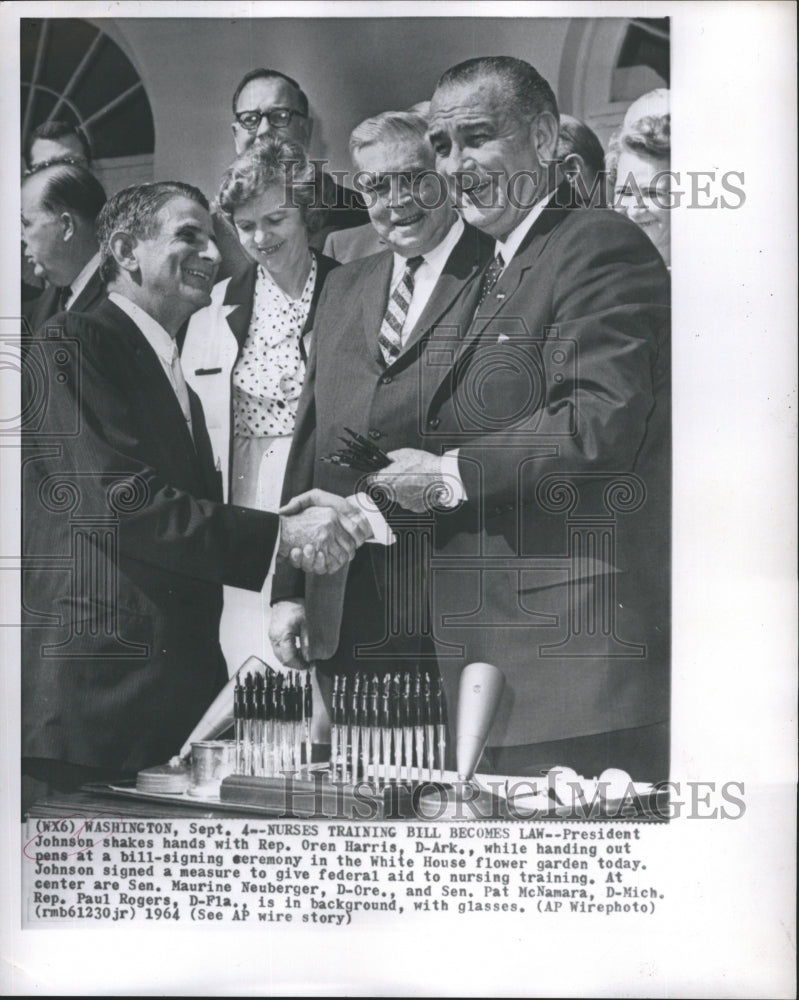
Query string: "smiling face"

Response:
xmin=232 ymin=184 xmax=310 ymax=278
xmin=131 ymin=195 xmax=220 ymax=331
xmin=232 ymin=77 xmax=310 ymax=155
xmin=428 ymin=74 xmax=556 ymax=240
xmin=353 ymin=136 xmax=455 ymax=257
xmin=613 ymin=148 xmax=671 ymax=265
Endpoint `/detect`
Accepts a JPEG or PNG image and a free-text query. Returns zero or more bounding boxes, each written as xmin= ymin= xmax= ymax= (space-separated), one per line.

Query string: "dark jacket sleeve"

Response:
xmin=31 ymin=318 xmax=279 ymax=592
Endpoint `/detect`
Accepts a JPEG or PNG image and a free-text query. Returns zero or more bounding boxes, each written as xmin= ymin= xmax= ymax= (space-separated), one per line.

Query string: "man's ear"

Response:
xmin=109 ymin=230 xmax=139 ymax=275
xmin=303 ymin=115 xmax=313 ymax=148
xmin=533 ymin=110 xmax=559 ymax=165
xmin=59 ymin=212 xmax=76 ymax=242
xmin=562 ymin=153 xmax=584 ymax=184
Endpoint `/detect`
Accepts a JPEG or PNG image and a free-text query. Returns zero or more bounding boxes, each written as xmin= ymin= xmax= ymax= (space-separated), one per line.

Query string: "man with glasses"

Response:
xmin=215 ymin=68 xmax=368 ymax=279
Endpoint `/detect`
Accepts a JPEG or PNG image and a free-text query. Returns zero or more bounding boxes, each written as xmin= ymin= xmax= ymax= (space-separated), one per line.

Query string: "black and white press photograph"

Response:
xmin=1 ymin=2 xmax=795 ymax=997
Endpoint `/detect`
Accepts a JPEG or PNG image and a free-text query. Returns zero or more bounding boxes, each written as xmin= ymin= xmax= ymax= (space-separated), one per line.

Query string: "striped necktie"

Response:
xmin=378 ymin=255 xmax=424 ymax=365
xmin=478 ymin=252 xmax=505 ymax=307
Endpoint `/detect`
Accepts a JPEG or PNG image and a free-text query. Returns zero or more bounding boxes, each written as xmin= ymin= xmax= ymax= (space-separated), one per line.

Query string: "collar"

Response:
xmin=390 ymin=215 xmax=465 ymax=284
xmin=66 ymin=251 xmax=101 ymax=307
xmin=108 ymin=291 xmax=177 ymax=362
xmin=493 ymin=188 xmax=559 ymax=264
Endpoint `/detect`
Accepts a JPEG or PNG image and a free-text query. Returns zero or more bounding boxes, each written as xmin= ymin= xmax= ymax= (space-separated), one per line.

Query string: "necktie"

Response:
xmin=169 ymin=343 xmax=194 ymax=438
xmin=378 ymin=255 xmax=424 ymax=365
xmin=478 ymin=252 xmax=505 ymax=307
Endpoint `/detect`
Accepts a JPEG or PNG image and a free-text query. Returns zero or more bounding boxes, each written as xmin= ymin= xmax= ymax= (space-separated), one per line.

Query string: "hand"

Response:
xmin=269 ymin=599 xmax=310 ymax=670
xmin=278 ymin=489 xmax=372 ymax=574
xmin=368 ymin=448 xmax=451 ymax=513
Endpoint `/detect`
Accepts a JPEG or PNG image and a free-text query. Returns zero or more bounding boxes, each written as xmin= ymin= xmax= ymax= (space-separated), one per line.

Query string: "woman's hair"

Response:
xmin=217 ymin=138 xmax=326 ymax=233
xmin=605 ymin=113 xmax=670 ymax=188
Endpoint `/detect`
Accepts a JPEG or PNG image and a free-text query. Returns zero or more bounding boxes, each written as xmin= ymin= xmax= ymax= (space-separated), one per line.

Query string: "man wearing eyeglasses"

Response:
xmin=214 ymin=68 xmax=369 ymax=279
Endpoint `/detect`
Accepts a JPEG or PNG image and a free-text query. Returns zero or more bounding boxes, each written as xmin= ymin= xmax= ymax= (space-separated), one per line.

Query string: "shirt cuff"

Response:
xmin=440 ymin=449 xmax=467 ymax=506
xmin=347 ymin=492 xmax=396 ymax=545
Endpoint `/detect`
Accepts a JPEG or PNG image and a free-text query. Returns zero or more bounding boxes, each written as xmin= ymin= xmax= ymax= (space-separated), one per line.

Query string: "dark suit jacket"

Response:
xmin=323 ymin=222 xmax=386 ymax=264
xmin=272 ymin=224 xmax=493 ymax=667
xmin=426 ymin=188 xmax=671 ymax=748
xmin=277 ymin=189 xmax=670 ymax=753
xmin=213 ymin=177 xmax=369 ymax=280
xmin=21 ymin=298 xmax=280 ymax=772
xmin=22 ymin=266 xmax=106 ymax=335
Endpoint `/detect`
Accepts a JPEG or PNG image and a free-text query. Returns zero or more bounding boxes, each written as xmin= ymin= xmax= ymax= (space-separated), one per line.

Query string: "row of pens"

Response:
xmin=232 ymin=667 xmax=448 ymax=785
xmin=233 ymin=670 xmax=312 ymax=778
xmin=330 ymin=669 xmax=448 ymax=786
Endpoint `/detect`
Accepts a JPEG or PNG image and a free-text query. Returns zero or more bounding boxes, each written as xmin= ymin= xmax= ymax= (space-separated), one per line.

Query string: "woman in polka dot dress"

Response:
xmin=182 ymin=139 xmax=339 ymax=674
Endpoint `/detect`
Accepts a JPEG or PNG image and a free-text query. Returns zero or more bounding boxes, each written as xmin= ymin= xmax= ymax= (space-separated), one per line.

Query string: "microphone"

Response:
xmin=456 ymin=661 xmax=505 ymax=781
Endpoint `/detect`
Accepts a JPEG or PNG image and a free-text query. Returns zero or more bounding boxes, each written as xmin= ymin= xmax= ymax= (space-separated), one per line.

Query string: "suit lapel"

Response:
xmin=358 ymin=251 xmax=394 ymax=367
xmin=402 ymin=226 xmax=490 ymax=352
xmin=70 ymin=268 xmax=106 ymax=314
xmin=454 ymin=188 xmax=573 ymax=361
xmin=100 ymin=300 xmax=205 ymax=477
xmin=222 ymin=263 xmax=257 ymax=352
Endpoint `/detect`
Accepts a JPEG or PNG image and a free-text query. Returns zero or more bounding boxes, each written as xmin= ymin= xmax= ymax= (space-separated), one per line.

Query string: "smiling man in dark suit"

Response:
xmin=269 ymin=110 xmax=491 ymax=696
xmin=21 ymin=181 xmax=371 ymax=811
xmin=369 ymin=57 xmax=671 ymax=782
xmin=21 ymin=161 xmax=108 ymax=332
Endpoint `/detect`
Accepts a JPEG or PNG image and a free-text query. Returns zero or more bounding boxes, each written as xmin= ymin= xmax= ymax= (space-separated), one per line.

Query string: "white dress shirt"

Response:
xmin=492 ymin=188 xmax=558 ymax=266
xmin=108 ymin=291 xmax=193 ymax=436
xmin=388 ymin=215 xmax=464 ymax=343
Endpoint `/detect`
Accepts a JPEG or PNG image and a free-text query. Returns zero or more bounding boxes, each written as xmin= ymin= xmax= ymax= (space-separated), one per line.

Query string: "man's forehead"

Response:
xmin=21 ymin=172 xmax=48 ymax=209
xmin=355 ymin=137 xmax=432 ymax=172
xmin=30 ymin=135 xmax=85 ymax=161
xmin=154 ymin=195 xmax=211 ymax=231
xmin=430 ymin=75 xmax=504 ymax=122
xmin=236 ymin=76 xmax=301 ymax=111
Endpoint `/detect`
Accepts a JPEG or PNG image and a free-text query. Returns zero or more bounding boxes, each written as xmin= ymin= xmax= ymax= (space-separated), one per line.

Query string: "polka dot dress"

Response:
xmin=232 ymin=255 xmax=317 ymax=438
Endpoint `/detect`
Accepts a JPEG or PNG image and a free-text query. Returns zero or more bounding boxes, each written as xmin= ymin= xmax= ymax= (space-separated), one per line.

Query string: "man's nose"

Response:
xmin=255 ymin=115 xmax=274 ymax=139
xmin=439 ymin=142 xmax=470 ymax=177
xmin=202 ymin=236 xmax=221 ymax=265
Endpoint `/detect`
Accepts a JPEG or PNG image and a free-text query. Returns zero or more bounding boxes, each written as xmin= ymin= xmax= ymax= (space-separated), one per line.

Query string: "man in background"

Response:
xmin=21 ymin=161 xmax=107 ymax=331
xmin=215 ymin=67 xmax=369 ymax=278
xmin=24 ymin=119 xmax=92 ymax=171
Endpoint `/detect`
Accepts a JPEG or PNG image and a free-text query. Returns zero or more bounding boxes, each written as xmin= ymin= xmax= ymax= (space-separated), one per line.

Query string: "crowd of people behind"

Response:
xmin=20 ymin=56 xmax=672 ymax=811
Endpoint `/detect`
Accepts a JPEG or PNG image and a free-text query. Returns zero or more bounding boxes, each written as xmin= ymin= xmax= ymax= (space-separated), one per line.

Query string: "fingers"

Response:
xmin=280 ymin=505 xmax=367 ymax=575
xmin=280 ymin=488 xmax=350 ymax=515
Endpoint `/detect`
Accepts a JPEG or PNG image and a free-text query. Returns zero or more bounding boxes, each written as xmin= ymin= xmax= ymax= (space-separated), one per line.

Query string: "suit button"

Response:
xmin=428 ymin=417 xmax=440 ymax=429
xmin=381 ymin=375 xmax=393 ymax=385
xmin=368 ymin=429 xmax=382 ymax=440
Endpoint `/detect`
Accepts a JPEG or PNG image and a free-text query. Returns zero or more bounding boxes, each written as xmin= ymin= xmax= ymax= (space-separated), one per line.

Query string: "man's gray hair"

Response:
xmin=436 ymin=56 xmax=558 ymax=124
xmin=97 ymin=181 xmax=209 ymax=283
xmin=349 ymin=110 xmax=430 ymax=161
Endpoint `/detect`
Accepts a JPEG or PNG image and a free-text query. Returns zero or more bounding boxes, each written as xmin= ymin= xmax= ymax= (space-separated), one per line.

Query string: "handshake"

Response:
xmin=277 ymin=489 xmax=378 ymax=575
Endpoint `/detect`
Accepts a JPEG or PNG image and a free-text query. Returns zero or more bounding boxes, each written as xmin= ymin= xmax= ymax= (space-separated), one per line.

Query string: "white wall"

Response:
xmin=97 ymin=16 xmax=572 ymax=203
